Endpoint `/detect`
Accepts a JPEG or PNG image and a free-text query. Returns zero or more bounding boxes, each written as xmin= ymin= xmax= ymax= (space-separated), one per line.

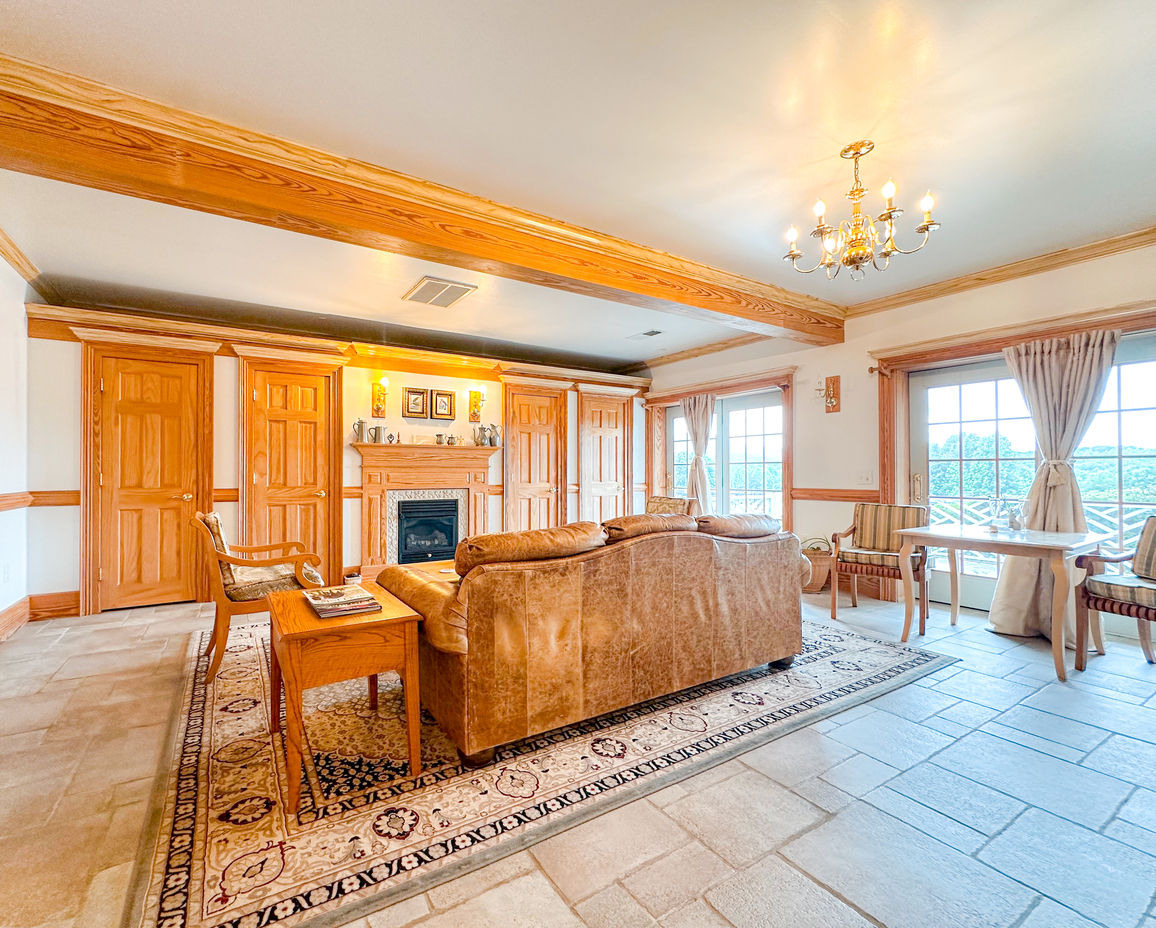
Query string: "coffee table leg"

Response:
xmin=404 ymin=623 xmax=422 ymax=777
xmin=1049 ymin=553 xmax=1069 ymax=682
xmin=898 ymin=540 xmax=916 ymax=642
xmin=270 ymin=646 xmax=282 ymax=734
xmin=368 ymin=674 xmax=378 ymax=711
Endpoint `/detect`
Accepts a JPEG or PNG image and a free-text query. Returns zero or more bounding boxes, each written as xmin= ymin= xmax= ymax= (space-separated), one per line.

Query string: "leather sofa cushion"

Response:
xmin=696 ymin=514 xmax=782 ymax=537
xmin=454 ymin=522 xmax=608 ymax=576
xmin=603 ymin=513 xmax=698 ymax=542
xmin=377 ymin=566 xmax=467 ymax=653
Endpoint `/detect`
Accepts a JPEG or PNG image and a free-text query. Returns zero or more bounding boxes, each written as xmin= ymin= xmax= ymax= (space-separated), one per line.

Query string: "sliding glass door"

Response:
xmin=665 ymin=390 xmax=784 ymax=518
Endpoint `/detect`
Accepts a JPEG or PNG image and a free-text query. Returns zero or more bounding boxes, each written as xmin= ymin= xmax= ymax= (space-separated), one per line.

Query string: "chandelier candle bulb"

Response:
xmin=783 ymin=140 xmax=940 ymax=280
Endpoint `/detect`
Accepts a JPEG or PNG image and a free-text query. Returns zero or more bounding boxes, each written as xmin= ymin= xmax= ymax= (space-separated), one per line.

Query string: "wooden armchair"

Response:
xmin=645 ymin=496 xmax=695 ymax=515
xmin=1075 ymin=516 xmax=1156 ymax=668
xmin=831 ymin=503 xmax=929 ymax=632
xmin=192 ymin=511 xmax=324 ymax=682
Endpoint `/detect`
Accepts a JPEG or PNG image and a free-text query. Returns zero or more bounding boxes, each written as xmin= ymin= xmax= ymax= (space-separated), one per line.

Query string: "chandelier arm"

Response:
xmin=825 ymin=261 xmax=841 ymax=280
xmin=871 ymin=253 xmax=891 ymax=272
xmin=787 ymin=252 xmax=828 ymax=274
xmin=890 ymin=229 xmax=931 ymax=256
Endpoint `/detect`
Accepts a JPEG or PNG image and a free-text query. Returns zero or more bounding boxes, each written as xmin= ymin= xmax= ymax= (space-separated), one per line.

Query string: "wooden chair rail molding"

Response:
xmin=26 ymin=304 xmax=652 ymax=390
xmin=0 ymin=54 xmax=843 ymax=346
xmin=848 ymin=227 xmax=1156 ymax=318
xmin=791 ymin=488 xmax=881 ymax=503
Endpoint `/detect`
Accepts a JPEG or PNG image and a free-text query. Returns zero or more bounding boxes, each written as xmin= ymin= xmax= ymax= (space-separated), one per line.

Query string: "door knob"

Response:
xmin=172 ymin=493 xmax=193 ymax=501
xmin=315 ymin=490 xmax=327 ymax=498
xmin=549 ymin=486 xmax=558 ymax=493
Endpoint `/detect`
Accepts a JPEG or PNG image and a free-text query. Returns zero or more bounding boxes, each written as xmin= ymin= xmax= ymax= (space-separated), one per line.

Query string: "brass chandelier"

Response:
xmin=783 ymin=140 xmax=939 ymax=280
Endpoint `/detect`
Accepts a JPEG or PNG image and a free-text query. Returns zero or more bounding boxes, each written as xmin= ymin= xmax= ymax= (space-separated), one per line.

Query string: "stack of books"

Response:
xmin=303 ymin=585 xmax=382 ymax=619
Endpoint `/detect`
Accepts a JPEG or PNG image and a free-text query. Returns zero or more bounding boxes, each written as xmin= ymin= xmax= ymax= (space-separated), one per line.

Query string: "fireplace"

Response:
xmin=397 ymin=499 xmax=460 ymax=563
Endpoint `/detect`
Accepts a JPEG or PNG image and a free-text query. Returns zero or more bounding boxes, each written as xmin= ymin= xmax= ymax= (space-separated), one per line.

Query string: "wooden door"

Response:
xmin=243 ymin=363 xmax=341 ymax=581
xmin=504 ymin=385 xmax=565 ymax=531
xmin=97 ymin=356 xmax=202 ymax=609
xmin=580 ymin=393 xmax=632 ymax=522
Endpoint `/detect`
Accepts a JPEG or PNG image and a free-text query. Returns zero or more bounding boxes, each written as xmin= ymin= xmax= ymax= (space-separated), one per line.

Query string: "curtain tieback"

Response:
xmin=1042 ymin=459 xmax=1070 ymax=487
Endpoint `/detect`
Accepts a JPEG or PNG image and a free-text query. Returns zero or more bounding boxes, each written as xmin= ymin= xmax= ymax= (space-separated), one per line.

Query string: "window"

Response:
xmin=924 ymin=376 xmax=1037 ymax=576
xmin=1076 ymin=359 xmax=1156 ymax=558
xmin=666 ymin=390 xmax=784 ymax=518
xmin=911 ymin=334 xmax=1156 ymax=605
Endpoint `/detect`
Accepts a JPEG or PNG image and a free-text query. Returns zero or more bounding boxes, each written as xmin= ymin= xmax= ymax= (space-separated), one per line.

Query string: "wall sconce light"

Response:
xmin=372 ymin=376 xmax=389 ymax=419
xmin=468 ymin=385 xmax=487 ymax=422
xmin=819 ymin=375 xmax=840 ymax=413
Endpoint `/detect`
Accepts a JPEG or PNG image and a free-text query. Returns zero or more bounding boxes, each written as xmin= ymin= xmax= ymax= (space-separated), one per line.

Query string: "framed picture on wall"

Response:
xmin=402 ymin=386 xmax=429 ymax=418
xmin=431 ymin=389 xmax=456 ymax=420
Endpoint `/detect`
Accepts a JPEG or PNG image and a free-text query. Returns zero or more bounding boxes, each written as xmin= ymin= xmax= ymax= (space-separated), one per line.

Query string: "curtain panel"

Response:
xmin=679 ymin=393 xmax=716 ymax=516
xmin=988 ymin=329 xmax=1120 ymax=642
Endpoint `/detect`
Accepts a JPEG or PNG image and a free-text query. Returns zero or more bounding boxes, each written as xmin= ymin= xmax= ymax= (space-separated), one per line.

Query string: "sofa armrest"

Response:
xmin=376 ymin=566 xmax=468 ymax=654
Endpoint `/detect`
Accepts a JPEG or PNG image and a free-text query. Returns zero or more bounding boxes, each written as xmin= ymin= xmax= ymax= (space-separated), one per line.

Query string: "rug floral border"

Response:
xmin=123 ymin=625 xmax=956 ymax=928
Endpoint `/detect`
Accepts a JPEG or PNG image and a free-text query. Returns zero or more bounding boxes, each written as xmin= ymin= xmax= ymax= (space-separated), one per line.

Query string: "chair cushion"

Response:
xmin=225 ymin=563 xmax=322 ymax=602
xmin=852 ymin=503 xmax=928 ymax=552
xmin=603 ymin=513 xmax=698 ymax=542
xmin=1085 ymin=571 xmax=1156 ymax=609
xmin=696 ymin=514 xmax=782 ymax=538
xmin=201 ymin=511 xmax=236 ymax=587
xmin=454 ymin=522 xmax=608 ymax=576
xmin=645 ymin=496 xmax=693 ymax=515
xmin=1133 ymin=517 xmax=1156 ymax=581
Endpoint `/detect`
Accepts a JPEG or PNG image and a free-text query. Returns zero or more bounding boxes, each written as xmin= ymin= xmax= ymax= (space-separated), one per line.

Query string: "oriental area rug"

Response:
xmin=126 ymin=622 xmax=954 ymax=928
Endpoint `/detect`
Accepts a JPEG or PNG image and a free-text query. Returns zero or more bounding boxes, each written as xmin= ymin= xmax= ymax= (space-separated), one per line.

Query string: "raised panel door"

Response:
xmin=99 ymin=357 xmax=199 ymax=608
xmin=580 ymin=394 xmax=630 ymax=522
xmin=248 ymin=369 xmax=333 ymax=576
xmin=506 ymin=389 xmax=562 ymax=531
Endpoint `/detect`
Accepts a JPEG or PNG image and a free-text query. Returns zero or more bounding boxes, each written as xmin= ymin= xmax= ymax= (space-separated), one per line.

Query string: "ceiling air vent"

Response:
xmin=402 ymin=276 xmax=477 ymax=307
xmin=626 ymin=329 xmax=664 ymax=341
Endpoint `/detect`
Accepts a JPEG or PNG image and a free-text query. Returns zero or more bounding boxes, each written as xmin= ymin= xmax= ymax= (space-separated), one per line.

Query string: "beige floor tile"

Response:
xmin=1083 ymin=733 xmax=1156 ymax=790
xmin=0 ymin=814 xmax=110 ymax=925
xmin=1016 ymin=899 xmax=1101 ymax=928
xmin=52 ymin=641 xmax=169 ymax=681
xmin=740 ymin=727 xmax=857 ymax=787
xmin=0 ymin=774 xmax=71 ymax=833
xmin=885 ymin=762 xmax=1024 ymax=836
xmin=66 ymin=723 xmax=167 ymax=792
xmin=93 ymin=800 xmax=148 ymax=869
xmin=425 ymin=850 xmax=534 ymax=910
xmin=622 ymin=841 xmax=733 ymax=917
xmin=826 ymin=710 xmax=953 ymax=771
xmin=819 ymin=754 xmax=899 ymax=797
xmin=418 ymin=872 xmax=580 ymax=928
xmin=782 ymin=802 xmax=1035 ymax=928
xmin=0 ymin=734 xmax=91 ymax=791
xmin=0 ymin=692 xmax=72 ymax=736
xmin=0 ymin=728 xmax=47 ymax=754
xmin=664 ymin=769 xmax=823 ymax=867
xmin=575 ymin=884 xmax=657 ymax=928
xmin=659 ymin=900 xmax=732 ymax=928
xmin=73 ymin=862 xmax=133 ymax=928
xmin=532 ymin=801 xmax=689 ymax=903
xmin=365 ymin=892 xmax=430 ymax=928
xmin=706 ymin=855 xmax=873 ymax=928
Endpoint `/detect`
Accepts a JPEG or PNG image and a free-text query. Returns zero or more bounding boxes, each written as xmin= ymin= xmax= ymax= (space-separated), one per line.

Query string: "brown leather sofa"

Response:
xmin=377 ymin=514 xmax=810 ymax=764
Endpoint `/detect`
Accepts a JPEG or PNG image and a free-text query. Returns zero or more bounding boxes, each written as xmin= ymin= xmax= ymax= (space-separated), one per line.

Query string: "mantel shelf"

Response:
xmin=351 ymin=442 xmax=499 ymax=462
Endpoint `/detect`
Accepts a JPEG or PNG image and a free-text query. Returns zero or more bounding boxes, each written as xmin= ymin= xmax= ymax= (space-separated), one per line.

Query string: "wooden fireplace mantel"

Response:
xmin=352 ymin=442 xmax=499 ymax=573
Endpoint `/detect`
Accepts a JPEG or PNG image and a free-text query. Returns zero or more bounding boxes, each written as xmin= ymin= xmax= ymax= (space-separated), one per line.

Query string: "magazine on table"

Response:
xmin=304 ymin=584 xmax=381 ymax=617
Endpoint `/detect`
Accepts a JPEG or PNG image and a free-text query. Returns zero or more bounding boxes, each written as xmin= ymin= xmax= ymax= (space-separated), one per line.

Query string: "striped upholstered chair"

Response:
xmin=831 ymin=503 xmax=929 ymax=627
xmin=1075 ymin=517 xmax=1156 ymax=668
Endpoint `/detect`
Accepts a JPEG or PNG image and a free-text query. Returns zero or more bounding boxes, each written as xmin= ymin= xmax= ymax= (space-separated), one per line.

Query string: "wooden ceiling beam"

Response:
xmin=0 ymin=221 xmax=59 ymax=303
xmin=0 ymin=54 xmax=844 ymax=347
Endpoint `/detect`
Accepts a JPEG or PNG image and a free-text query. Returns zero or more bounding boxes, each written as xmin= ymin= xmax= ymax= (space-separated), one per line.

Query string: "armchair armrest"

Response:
xmin=377 ymin=565 xmax=466 ymax=654
xmin=211 ymin=549 xmax=323 ymax=588
xmin=1075 ymin=550 xmax=1134 ymax=574
xmin=831 ymin=523 xmax=855 ymax=556
xmin=231 ymin=541 xmax=306 ymax=555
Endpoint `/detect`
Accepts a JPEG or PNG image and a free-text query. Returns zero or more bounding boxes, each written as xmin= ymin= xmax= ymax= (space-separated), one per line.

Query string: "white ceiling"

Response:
xmin=1 ymin=0 xmax=1154 ymax=335
xmin=0 ymin=170 xmax=737 ymax=364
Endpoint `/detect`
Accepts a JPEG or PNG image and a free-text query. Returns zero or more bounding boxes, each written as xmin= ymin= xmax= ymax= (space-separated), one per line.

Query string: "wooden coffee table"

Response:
xmin=266 ymin=581 xmax=423 ymax=812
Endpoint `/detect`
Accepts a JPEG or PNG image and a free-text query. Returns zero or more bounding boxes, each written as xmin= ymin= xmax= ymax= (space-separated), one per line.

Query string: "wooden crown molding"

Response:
xmin=28 ymin=303 xmax=653 ymax=389
xmin=0 ymin=220 xmax=59 ymax=303
xmin=0 ymin=53 xmax=844 ymax=346
xmin=869 ymin=298 xmax=1156 ymax=373
xmin=232 ymin=344 xmax=350 ymax=367
xmin=499 ymin=374 xmax=577 ymax=390
xmin=847 ymin=226 xmax=1156 ymax=318
xmin=69 ymin=326 xmax=221 ymax=353
xmin=635 ymin=333 xmax=770 ymax=372
xmin=574 ymin=382 xmax=641 ymax=397
xmin=644 ymin=365 xmax=798 ymax=406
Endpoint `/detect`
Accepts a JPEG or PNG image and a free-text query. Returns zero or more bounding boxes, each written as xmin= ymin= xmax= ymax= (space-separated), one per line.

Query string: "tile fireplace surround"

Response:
xmin=385 ymin=488 xmax=468 ymax=565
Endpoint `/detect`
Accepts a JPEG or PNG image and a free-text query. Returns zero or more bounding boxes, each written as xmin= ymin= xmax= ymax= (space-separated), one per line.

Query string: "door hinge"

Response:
xmin=99 ymin=472 xmax=103 ymax=486
xmin=253 ymin=389 xmax=258 ymax=401
xmin=98 ymin=567 xmax=103 ymax=580
xmin=99 ymin=377 xmax=104 ymax=392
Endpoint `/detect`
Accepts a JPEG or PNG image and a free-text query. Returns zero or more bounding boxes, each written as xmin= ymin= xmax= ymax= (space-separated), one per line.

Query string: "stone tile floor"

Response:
xmin=1 ymin=594 xmax=1155 ymax=928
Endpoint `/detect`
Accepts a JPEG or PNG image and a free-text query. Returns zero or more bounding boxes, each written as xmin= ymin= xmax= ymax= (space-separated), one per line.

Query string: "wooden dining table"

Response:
xmin=893 ymin=524 xmax=1112 ymax=681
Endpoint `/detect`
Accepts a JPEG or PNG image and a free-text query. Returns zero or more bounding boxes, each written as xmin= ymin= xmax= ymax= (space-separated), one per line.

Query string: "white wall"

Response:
xmin=0 ymin=264 xmax=28 ymax=611
xmin=651 ymin=244 xmax=1156 ymax=544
